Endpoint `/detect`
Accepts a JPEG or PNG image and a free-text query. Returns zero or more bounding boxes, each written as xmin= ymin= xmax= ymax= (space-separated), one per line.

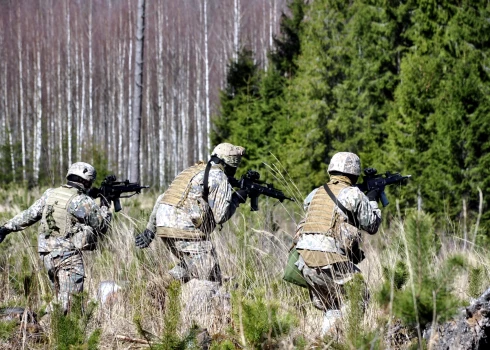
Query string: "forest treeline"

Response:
xmin=0 ymin=0 xmax=286 ymax=187
xmin=212 ymin=0 xmax=490 ymax=237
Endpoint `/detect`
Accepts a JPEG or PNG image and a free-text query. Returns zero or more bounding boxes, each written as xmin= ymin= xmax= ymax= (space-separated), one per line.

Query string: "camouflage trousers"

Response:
xmin=300 ymin=261 xmax=366 ymax=311
xmin=40 ymin=251 xmax=84 ymax=313
xmin=161 ymin=238 xmax=221 ymax=283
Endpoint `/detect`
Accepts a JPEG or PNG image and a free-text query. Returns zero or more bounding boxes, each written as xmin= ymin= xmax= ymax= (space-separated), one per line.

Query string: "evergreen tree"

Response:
xmin=212 ymin=48 xmax=260 ymax=146
xmin=386 ymin=0 xmax=490 ymax=231
xmin=270 ymin=0 xmax=306 ymax=77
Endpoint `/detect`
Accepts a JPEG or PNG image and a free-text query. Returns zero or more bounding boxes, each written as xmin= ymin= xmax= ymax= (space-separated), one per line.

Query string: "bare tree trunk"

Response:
xmin=88 ymin=0 xmax=94 ymax=152
xmin=195 ymin=49 xmax=203 ymax=161
xmin=204 ymin=0 xmax=210 ymax=154
xmin=33 ymin=45 xmax=42 ymax=185
xmin=17 ymin=4 xmax=26 ymax=182
xmin=75 ymin=16 xmax=80 ymax=162
xmin=65 ymin=1 xmax=72 ymax=166
xmin=127 ymin=0 xmax=134 ymax=178
xmin=3 ymin=66 xmax=15 ymax=181
xmin=117 ymin=10 xmax=126 ymax=176
xmin=79 ymin=37 xmax=86 ymax=162
xmin=58 ymin=40 xmax=64 ymax=180
xmin=129 ymin=0 xmax=146 ymax=182
xmin=157 ymin=2 xmax=166 ymax=188
xmin=233 ymin=0 xmax=240 ymax=59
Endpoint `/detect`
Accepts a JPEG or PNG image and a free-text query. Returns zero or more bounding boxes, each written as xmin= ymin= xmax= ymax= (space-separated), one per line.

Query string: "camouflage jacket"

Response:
xmin=146 ymin=166 xmax=241 ymax=235
xmin=3 ymin=185 xmax=111 ymax=253
xmin=296 ymin=175 xmax=381 ymax=253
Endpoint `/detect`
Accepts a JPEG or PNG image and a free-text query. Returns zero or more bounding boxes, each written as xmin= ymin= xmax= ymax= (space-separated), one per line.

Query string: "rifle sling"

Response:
xmin=323 ymin=184 xmax=359 ymax=228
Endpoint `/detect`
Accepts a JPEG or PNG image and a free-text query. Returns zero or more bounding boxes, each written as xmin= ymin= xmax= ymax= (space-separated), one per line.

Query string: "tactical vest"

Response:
xmin=40 ymin=186 xmax=79 ymax=239
xmin=159 ymin=162 xmax=207 ymax=207
xmin=300 ymin=179 xmax=350 ymax=235
xmin=157 ymin=162 xmax=222 ymax=239
xmin=297 ymin=177 xmax=356 ymax=266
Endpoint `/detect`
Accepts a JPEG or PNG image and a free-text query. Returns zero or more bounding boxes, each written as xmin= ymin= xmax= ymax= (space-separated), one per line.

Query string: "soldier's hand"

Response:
xmin=233 ymin=189 xmax=249 ymax=204
xmin=0 ymin=227 xmax=11 ymax=244
xmin=135 ymin=229 xmax=155 ymax=249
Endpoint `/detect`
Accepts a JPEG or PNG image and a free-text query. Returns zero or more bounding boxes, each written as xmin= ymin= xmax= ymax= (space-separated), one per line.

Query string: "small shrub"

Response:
xmin=0 ymin=320 xmax=17 ymax=341
xmin=50 ymin=292 xmax=100 ymax=350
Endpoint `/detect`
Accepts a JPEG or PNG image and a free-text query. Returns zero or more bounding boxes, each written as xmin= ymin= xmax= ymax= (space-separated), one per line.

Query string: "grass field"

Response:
xmin=0 ymin=185 xmax=486 ymax=349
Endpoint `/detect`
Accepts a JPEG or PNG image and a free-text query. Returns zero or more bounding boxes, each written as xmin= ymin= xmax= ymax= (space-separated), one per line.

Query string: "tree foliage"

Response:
xmin=212 ymin=0 xmax=490 ymax=234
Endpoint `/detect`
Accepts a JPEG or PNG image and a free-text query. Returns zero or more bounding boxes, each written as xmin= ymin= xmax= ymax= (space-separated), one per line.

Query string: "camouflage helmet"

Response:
xmin=211 ymin=143 xmax=246 ymax=167
xmin=66 ymin=162 xmax=97 ymax=182
xmin=327 ymin=152 xmax=361 ymax=176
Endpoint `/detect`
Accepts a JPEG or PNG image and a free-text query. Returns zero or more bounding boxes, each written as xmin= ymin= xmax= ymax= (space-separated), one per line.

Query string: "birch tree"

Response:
xmin=157 ymin=1 xmax=166 ymax=187
xmin=32 ymin=32 xmax=43 ymax=185
xmin=65 ymin=1 xmax=72 ymax=166
xmin=129 ymin=0 xmax=146 ymax=182
xmin=204 ymin=0 xmax=210 ymax=154
xmin=17 ymin=4 xmax=26 ymax=181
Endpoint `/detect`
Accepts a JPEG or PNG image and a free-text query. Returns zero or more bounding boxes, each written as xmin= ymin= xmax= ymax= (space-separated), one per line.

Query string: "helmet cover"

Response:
xmin=327 ymin=152 xmax=361 ymax=176
xmin=211 ymin=143 xmax=246 ymax=167
xmin=66 ymin=162 xmax=97 ymax=182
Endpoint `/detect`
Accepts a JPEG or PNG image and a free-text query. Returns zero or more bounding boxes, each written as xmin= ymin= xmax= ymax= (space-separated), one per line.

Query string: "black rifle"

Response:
xmin=228 ymin=170 xmax=294 ymax=211
xmin=88 ymin=175 xmax=149 ymax=212
xmin=356 ymin=167 xmax=411 ymax=207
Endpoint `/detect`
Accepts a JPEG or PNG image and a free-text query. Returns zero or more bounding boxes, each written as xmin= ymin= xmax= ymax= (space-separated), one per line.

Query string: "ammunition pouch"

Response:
xmin=70 ymin=224 xmax=98 ymax=251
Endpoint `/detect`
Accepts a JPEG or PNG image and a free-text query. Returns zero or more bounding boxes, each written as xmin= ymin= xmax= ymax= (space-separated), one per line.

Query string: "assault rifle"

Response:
xmin=228 ymin=170 xmax=294 ymax=211
xmin=88 ymin=175 xmax=149 ymax=212
xmin=356 ymin=167 xmax=411 ymax=207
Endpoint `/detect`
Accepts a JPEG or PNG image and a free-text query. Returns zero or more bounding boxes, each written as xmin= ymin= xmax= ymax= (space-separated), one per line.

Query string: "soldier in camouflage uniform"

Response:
xmin=0 ymin=162 xmax=111 ymax=313
xmin=293 ymin=152 xmax=381 ymax=333
xmin=135 ymin=143 xmax=248 ymax=283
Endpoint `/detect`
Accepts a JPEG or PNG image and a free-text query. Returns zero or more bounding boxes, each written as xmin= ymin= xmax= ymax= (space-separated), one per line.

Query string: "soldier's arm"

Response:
xmin=3 ymin=189 xmax=51 ymax=231
xmin=340 ymin=187 xmax=381 ymax=235
xmin=69 ymin=195 xmax=111 ymax=234
xmin=145 ymin=194 xmax=163 ymax=233
xmin=207 ymin=171 xmax=237 ymax=224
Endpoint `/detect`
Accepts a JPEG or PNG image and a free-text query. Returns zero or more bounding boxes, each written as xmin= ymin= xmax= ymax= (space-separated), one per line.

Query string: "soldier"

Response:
xmin=0 ymin=162 xmax=111 ymax=314
xmin=293 ymin=152 xmax=381 ymax=333
xmin=135 ymin=143 xmax=248 ymax=283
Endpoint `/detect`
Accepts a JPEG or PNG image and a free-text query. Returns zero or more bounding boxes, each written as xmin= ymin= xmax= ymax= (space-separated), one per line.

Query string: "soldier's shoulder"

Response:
xmin=208 ymin=168 xmax=227 ymax=183
xmin=71 ymin=193 xmax=97 ymax=208
xmin=339 ymin=186 xmax=366 ymax=202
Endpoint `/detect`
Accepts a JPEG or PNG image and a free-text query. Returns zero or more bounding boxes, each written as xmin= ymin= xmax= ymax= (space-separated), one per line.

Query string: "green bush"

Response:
xmin=378 ymin=212 xmax=466 ymax=329
xmin=231 ymin=290 xmax=296 ymax=348
xmin=50 ymin=293 xmax=100 ymax=350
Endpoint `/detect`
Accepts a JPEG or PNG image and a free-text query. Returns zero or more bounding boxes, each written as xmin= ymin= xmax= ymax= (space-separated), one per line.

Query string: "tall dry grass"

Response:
xmin=0 ymin=183 xmax=488 ymax=349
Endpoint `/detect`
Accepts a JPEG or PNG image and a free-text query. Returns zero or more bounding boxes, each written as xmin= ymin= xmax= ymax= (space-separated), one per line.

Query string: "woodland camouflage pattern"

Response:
xmin=294 ymin=175 xmax=381 ymax=312
xmin=146 ymin=165 xmax=243 ymax=282
xmin=3 ymin=185 xmax=110 ymax=312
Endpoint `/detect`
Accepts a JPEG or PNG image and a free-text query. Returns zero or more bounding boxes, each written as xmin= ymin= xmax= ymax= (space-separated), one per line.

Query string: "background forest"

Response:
xmin=1 ymin=0 xmax=490 ymax=349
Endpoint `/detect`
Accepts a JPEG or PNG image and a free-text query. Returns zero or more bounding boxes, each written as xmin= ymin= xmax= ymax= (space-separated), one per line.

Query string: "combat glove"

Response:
xmin=233 ymin=189 xmax=249 ymax=204
xmin=135 ymin=229 xmax=155 ymax=249
xmin=366 ymin=189 xmax=380 ymax=202
xmin=0 ymin=227 xmax=11 ymax=244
